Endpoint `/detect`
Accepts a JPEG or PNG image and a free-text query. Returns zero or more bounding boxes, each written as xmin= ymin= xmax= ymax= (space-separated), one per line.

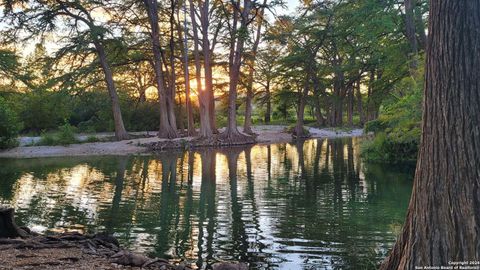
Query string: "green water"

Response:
xmin=0 ymin=138 xmax=414 ymax=269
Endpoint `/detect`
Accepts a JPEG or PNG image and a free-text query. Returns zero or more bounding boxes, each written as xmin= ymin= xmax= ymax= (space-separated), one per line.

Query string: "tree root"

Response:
xmin=0 ymin=209 xmax=248 ymax=269
xmin=145 ymin=131 xmax=256 ymax=152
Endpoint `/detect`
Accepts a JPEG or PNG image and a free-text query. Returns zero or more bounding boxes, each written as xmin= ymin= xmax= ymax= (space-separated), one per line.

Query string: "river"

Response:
xmin=0 ymin=138 xmax=414 ymax=269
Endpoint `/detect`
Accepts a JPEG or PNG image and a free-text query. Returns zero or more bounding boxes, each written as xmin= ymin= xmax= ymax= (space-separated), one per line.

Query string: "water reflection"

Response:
xmin=0 ymin=138 xmax=414 ymax=269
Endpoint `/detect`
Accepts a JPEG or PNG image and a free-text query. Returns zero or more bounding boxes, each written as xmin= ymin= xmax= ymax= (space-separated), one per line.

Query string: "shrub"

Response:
xmin=361 ymin=129 xmax=420 ymax=162
xmin=364 ymin=119 xmax=386 ymax=134
xmin=56 ymin=123 xmax=77 ymax=145
xmin=361 ymin=75 xmax=423 ymax=162
xmin=85 ymin=135 xmax=99 ymax=143
xmin=19 ymin=91 xmax=71 ymax=133
xmin=0 ymin=97 xmax=20 ymax=149
xmin=38 ymin=132 xmax=57 ymax=146
xmin=38 ymin=123 xmax=78 ymax=146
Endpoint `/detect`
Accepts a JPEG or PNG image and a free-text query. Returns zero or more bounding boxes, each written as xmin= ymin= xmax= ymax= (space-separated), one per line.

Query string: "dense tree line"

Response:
xmin=0 ymin=0 xmax=427 ymax=146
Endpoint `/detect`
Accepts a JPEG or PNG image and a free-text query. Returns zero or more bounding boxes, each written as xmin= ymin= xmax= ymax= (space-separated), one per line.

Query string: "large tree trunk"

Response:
xmin=167 ymin=0 xmax=178 ymax=131
xmin=167 ymin=0 xmax=178 ymax=133
xmin=221 ymin=0 xmax=254 ymax=144
xmin=144 ymin=0 xmax=177 ymax=139
xmin=381 ymin=1 xmax=480 ymax=268
xmin=199 ymin=0 xmax=217 ymax=134
xmin=93 ymin=41 xmax=129 ymax=141
xmin=346 ymin=84 xmax=354 ymax=126
xmin=310 ymin=64 xmax=325 ymax=127
xmin=355 ymin=79 xmax=364 ymax=125
xmin=243 ymin=0 xmax=267 ymax=135
xmin=197 ymin=0 xmax=216 ymax=138
xmin=264 ymin=80 xmax=271 ymax=123
xmin=330 ymin=66 xmax=345 ymax=127
xmin=189 ymin=0 xmax=212 ymax=138
xmin=179 ymin=2 xmax=196 ymax=136
xmin=366 ymin=69 xmax=375 ymax=122
xmin=404 ymin=0 xmax=419 ymax=71
xmin=0 ymin=207 xmax=28 ymax=238
xmin=294 ymin=76 xmax=309 ymax=138
xmin=414 ymin=0 xmax=427 ymax=50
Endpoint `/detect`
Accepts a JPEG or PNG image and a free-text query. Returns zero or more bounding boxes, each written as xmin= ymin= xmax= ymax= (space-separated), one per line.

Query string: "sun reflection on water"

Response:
xmin=0 ymin=138 xmax=414 ymax=269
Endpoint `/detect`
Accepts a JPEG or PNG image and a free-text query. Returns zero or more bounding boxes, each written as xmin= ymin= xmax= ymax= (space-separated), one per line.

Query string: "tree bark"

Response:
xmin=0 ymin=207 xmax=28 ymax=238
xmin=414 ymin=0 xmax=427 ymax=50
xmin=243 ymin=0 xmax=267 ymax=135
xmin=179 ymin=1 xmax=196 ymax=136
xmin=221 ymin=0 xmax=254 ymax=143
xmin=196 ymin=0 xmax=216 ymax=138
xmin=144 ymin=0 xmax=178 ymax=139
xmin=264 ymin=80 xmax=271 ymax=123
xmin=309 ymin=63 xmax=325 ymax=127
xmin=405 ymin=0 xmax=419 ymax=71
xmin=355 ymin=79 xmax=364 ymax=125
xmin=381 ymin=1 xmax=480 ymax=268
xmin=294 ymin=75 xmax=309 ymax=138
xmin=330 ymin=63 xmax=345 ymax=127
xmin=189 ymin=0 xmax=212 ymax=138
xmin=167 ymin=0 xmax=178 ymax=133
xmin=93 ymin=40 xmax=129 ymax=141
xmin=346 ymin=84 xmax=354 ymax=126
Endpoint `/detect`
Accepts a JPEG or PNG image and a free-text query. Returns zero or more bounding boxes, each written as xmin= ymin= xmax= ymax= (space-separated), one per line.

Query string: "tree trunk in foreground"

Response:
xmin=381 ymin=1 xmax=480 ymax=268
xmin=93 ymin=41 xmax=129 ymax=141
xmin=0 ymin=208 xmax=28 ymax=238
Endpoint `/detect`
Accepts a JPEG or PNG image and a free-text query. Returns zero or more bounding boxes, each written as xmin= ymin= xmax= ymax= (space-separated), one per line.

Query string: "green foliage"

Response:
xmin=38 ymin=123 xmax=78 ymax=146
xmin=19 ymin=90 xmax=72 ymax=133
xmin=57 ymin=123 xmax=77 ymax=145
xmin=0 ymin=97 xmax=20 ymax=149
xmin=361 ymin=130 xmax=420 ymax=162
xmin=85 ymin=135 xmax=100 ymax=143
xmin=361 ymin=75 xmax=423 ymax=162
xmin=364 ymin=119 xmax=385 ymax=134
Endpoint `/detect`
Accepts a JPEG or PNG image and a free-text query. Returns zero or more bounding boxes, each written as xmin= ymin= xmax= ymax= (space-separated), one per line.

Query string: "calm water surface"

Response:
xmin=0 ymin=138 xmax=414 ymax=269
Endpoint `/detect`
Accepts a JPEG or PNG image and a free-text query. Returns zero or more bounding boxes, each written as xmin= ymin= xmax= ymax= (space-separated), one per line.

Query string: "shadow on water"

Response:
xmin=0 ymin=138 xmax=414 ymax=269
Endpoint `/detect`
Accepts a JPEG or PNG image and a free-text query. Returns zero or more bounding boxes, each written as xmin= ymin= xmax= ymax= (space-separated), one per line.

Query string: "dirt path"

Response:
xmin=0 ymin=126 xmax=363 ymax=158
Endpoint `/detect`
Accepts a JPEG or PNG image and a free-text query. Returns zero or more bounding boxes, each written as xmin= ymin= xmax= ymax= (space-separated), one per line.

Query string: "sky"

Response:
xmin=4 ymin=0 xmax=300 ymax=58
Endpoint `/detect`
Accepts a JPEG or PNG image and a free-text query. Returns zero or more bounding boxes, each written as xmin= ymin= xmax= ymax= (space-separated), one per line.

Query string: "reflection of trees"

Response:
xmin=244 ymin=146 xmax=265 ymax=263
xmin=1 ymin=139 xmax=416 ymax=270
xmin=223 ymin=147 xmax=249 ymax=262
xmin=176 ymin=152 xmax=195 ymax=258
xmin=196 ymin=149 xmax=216 ymax=269
xmin=154 ymin=153 xmax=181 ymax=256
xmin=105 ymin=156 xmax=128 ymax=234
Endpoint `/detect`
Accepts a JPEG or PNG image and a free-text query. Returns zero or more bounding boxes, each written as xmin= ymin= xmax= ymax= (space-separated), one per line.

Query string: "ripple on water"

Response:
xmin=0 ymin=138 xmax=414 ymax=269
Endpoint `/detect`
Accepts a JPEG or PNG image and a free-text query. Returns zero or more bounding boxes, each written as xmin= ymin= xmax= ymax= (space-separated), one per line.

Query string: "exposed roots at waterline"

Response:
xmin=145 ymin=131 xmax=256 ymax=152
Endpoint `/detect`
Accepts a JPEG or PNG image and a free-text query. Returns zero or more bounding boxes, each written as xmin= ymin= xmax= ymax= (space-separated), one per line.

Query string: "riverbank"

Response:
xmin=0 ymin=208 xmax=246 ymax=270
xmin=0 ymin=125 xmax=363 ymax=158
